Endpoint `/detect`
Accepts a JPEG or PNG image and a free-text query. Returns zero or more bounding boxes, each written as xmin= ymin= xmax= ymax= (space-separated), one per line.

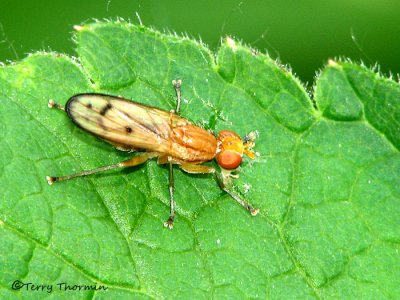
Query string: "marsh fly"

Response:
xmin=46 ymin=80 xmax=259 ymax=229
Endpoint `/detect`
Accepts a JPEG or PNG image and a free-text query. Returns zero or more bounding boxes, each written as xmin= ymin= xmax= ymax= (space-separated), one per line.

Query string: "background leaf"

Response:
xmin=0 ymin=21 xmax=399 ymax=299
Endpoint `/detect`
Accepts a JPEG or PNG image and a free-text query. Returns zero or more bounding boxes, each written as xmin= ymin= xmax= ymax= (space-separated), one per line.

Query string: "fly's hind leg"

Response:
xmin=47 ymin=152 xmax=159 ymax=185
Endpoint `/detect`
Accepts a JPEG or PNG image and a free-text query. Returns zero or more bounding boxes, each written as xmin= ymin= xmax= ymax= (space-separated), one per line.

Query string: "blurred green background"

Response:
xmin=1 ymin=0 xmax=399 ymax=84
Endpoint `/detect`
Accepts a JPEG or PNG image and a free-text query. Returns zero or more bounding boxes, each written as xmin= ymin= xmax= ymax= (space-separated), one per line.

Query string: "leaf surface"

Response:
xmin=0 ymin=22 xmax=399 ymax=299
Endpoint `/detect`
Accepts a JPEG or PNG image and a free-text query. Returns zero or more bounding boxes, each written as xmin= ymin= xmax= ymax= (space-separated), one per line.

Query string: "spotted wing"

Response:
xmin=66 ymin=93 xmax=190 ymax=153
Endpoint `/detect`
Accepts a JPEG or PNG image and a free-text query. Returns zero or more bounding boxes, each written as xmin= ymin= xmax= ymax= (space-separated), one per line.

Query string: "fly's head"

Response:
xmin=215 ymin=130 xmax=256 ymax=170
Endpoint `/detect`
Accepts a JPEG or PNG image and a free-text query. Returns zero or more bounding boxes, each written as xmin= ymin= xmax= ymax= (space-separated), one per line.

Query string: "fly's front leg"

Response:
xmin=48 ymin=99 xmax=65 ymax=111
xmin=180 ymin=163 xmax=215 ymax=174
xmin=164 ymin=156 xmax=176 ymax=229
xmin=216 ymin=171 xmax=259 ymax=216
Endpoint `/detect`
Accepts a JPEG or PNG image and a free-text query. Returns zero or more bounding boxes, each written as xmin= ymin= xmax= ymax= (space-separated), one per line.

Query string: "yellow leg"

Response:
xmin=180 ymin=163 xmax=215 ymax=174
xmin=216 ymin=172 xmax=259 ymax=216
xmin=120 ymin=152 xmax=159 ymax=167
xmin=46 ymin=152 xmax=159 ymax=184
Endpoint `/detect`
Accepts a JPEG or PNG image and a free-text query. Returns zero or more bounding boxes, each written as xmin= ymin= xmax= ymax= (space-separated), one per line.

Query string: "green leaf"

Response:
xmin=1 ymin=21 xmax=399 ymax=299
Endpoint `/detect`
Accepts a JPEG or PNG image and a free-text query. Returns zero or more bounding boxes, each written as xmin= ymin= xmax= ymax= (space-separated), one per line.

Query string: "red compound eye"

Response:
xmin=216 ymin=150 xmax=242 ymax=169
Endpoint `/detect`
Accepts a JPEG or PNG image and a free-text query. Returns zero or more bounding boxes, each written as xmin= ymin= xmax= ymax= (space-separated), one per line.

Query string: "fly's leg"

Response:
xmin=172 ymin=79 xmax=182 ymax=113
xmin=162 ymin=79 xmax=182 ymax=229
xmin=46 ymin=152 xmax=159 ymax=184
xmin=164 ymin=157 xmax=175 ymax=229
xmin=216 ymin=172 xmax=259 ymax=216
xmin=157 ymin=155 xmax=177 ymax=229
xmin=163 ymin=162 xmax=216 ymax=229
xmin=48 ymin=99 xmax=65 ymax=111
xmin=180 ymin=163 xmax=215 ymax=174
